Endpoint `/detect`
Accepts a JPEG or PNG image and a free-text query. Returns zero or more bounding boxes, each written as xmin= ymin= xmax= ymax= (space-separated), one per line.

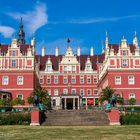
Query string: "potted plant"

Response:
xmin=128 ymin=98 xmax=136 ymax=112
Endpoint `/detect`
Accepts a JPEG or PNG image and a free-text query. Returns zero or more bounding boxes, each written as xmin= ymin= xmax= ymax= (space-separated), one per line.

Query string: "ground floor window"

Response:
xmin=52 ymin=99 xmax=56 ymax=107
xmin=17 ymin=94 xmax=23 ymax=100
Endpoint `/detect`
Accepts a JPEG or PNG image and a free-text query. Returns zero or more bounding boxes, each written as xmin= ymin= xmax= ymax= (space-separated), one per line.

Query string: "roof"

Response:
xmin=108 ymin=44 xmax=135 ymax=54
xmin=0 ymin=44 xmax=33 ymax=54
xmin=36 ymin=54 xmax=105 ymax=71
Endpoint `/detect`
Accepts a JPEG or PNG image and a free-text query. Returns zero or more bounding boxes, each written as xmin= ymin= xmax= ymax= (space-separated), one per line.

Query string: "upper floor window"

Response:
xmin=2 ymin=76 xmax=9 ymax=85
xmin=87 ymin=77 xmax=91 ymax=84
xmin=12 ymin=51 xmax=16 ymax=56
xmin=63 ymin=89 xmax=68 ymax=94
xmin=94 ymin=90 xmax=98 ymax=95
xmin=122 ymin=50 xmax=127 ymax=56
xmin=122 ymin=59 xmax=128 ymax=67
xmin=64 ymin=66 xmax=68 ymax=71
xmin=93 ymin=77 xmax=98 ymax=83
xmin=128 ymin=76 xmax=135 ymax=85
xmin=47 ymin=89 xmax=51 ymax=95
xmin=54 ymin=76 xmax=58 ymax=84
xmin=115 ymin=76 xmax=121 ymax=85
xmin=17 ymin=76 xmax=23 ymax=85
xmin=17 ymin=94 xmax=23 ymax=100
xmin=72 ymin=89 xmax=76 ymax=94
xmin=47 ymin=66 xmax=51 ymax=72
xmin=129 ymin=93 xmax=135 ymax=99
xmin=63 ymin=77 xmax=68 ymax=84
xmin=80 ymin=89 xmax=84 ymax=96
xmin=80 ymin=76 xmax=84 ymax=84
xmin=72 ymin=66 xmax=76 ymax=71
xmin=12 ymin=60 xmax=16 ymax=67
xmin=87 ymin=89 xmax=91 ymax=95
xmin=47 ymin=76 xmax=51 ymax=84
xmin=71 ymin=77 xmax=76 ymax=84
xmin=54 ymin=89 xmax=58 ymax=96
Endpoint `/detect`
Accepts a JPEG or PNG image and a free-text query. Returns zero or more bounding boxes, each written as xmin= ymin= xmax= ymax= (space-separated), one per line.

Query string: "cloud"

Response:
xmin=49 ymin=14 xmax=140 ymax=24
xmin=0 ymin=25 xmax=15 ymax=38
xmin=6 ymin=3 xmax=48 ymax=35
xmin=36 ymin=38 xmax=84 ymax=55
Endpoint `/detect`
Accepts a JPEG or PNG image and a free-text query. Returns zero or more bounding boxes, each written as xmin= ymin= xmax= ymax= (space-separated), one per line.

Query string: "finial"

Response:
xmin=106 ymin=31 xmax=108 ymax=38
xmin=134 ymin=31 xmax=137 ymax=37
xmin=123 ymin=36 xmax=125 ymax=39
xmin=67 ymin=38 xmax=70 ymax=44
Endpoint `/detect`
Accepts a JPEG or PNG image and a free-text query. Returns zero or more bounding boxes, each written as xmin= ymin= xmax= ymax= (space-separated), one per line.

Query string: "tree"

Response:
xmin=34 ymin=88 xmax=51 ymax=107
xmin=99 ymin=86 xmax=115 ymax=104
xmin=116 ymin=96 xmax=124 ymax=105
xmin=128 ymin=98 xmax=136 ymax=106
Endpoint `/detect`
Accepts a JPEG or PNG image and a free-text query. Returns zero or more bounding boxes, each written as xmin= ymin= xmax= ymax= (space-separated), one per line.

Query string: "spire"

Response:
xmin=67 ymin=38 xmax=70 ymax=47
xmin=105 ymin=32 xmax=108 ymax=49
xmin=17 ymin=17 xmax=25 ymax=44
xmin=133 ymin=31 xmax=138 ymax=47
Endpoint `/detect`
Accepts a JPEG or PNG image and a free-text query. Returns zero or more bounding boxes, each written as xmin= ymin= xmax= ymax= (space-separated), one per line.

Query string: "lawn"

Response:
xmin=0 ymin=125 xmax=140 ymax=140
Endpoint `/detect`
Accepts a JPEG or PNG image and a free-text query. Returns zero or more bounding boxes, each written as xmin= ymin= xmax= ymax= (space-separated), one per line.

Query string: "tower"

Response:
xmin=17 ymin=17 xmax=25 ymax=44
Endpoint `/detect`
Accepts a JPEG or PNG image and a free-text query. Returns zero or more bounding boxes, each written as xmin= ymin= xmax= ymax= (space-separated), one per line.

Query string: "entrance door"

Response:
xmin=2 ymin=94 xmax=7 ymax=99
xmin=67 ymin=98 xmax=73 ymax=110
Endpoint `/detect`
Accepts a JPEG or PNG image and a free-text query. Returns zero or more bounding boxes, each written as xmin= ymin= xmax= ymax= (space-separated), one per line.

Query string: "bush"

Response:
xmin=120 ymin=113 xmax=140 ymax=125
xmin=27 ymin=96 xmax=34 ymax=104
xmin=0 ymin=113 xmax=31 ymax=125
xmin=10 ymin=98 xmax=25 ymax=106
xmin=0 ymin=99 xmax=7 ymax=106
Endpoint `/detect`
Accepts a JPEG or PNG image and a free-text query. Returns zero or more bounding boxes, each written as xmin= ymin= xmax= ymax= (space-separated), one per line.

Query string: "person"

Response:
xmin=111 ymin=95 xmax=116 ymax=107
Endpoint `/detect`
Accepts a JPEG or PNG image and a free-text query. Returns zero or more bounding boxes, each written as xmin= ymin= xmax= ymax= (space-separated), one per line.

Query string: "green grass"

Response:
xmin=0 ymin=125 xmax=140 ymax=140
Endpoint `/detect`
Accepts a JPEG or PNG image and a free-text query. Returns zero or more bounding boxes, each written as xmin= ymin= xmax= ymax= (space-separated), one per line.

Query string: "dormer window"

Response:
xmin=12 ymin=51 xmax=16 ymax=56
xmin=86 ymin=65 xmax=91 ymax=70
xmin=47 ymin=66 xmax=51 ymax=72
xmin=122 ymin=59 xmax=128 ymax=67
xmin=122 ymin=50 xmax=126 ymax=56
xmin=64 ymin=66 xmax=67 ymax=71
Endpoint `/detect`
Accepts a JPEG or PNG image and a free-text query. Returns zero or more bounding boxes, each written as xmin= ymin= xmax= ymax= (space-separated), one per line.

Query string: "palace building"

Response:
xmin=0 ymin=18 xmax=140 ymax=109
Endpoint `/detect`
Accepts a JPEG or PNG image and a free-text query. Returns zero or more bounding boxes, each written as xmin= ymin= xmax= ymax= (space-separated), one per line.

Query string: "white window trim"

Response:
xmin=71 ymin=88 xmax=76 ymax=94
xmin=54 ymin=76 xmax=58 ymax=84
xmin=87 ymin=89 xmax=91 ymax=95
xmin=17 ymin=94 xmax=23 ymax=100
xmin=17 ymin=76 xmax=24 ymax=85
xmin=47 ymin=76 xmax=51 ymax=84
xmin=47 ymin=89 xmax=51 ymax=95
xmin=71 ymin=77 xmax=76 ymax=84
xmin=63 ymin=89 xmax=68 ymax=94
xmin=2 ymin=76 xmax=9 ymax=85
xmin=128 ymin=76 xmax=135 ymax=85
xmin=80 ymin=89 xmax=84 ymax=96
xmin=115 ymin=76 xmax=121 ymax=85
xmin=80 ymin=76 xmax=84 ymax=84
xmin=63 ymin=77 xmax=68 ymax=84
xmin=87 ymin=76 xmax=91 ymax=84
xmin=94 ymin=89 xmax=98 ymax=95
xmin=93 ymin=77 xmax=98 ymax=84
xmin=129 ymin=93 xmax=135 ymax=99
xmin=54 ymin=89 xmax=58 ymax=96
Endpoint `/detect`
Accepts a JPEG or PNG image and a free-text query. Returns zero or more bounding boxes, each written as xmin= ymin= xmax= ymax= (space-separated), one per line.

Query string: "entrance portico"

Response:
xmin=61 ymin=94 xmax=80 ymax=110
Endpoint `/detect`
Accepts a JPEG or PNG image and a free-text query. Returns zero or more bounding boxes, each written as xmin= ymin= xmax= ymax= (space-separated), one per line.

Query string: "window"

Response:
xmin=63 ymin=89 xmax=68 ymax=94
xmin=71 ymin=77 xmax=76 ymax=84
xmin=52 ymin=99 xmax=56 ymax=107
xmin=72 ymin=66 xmax=76 ymax=71
xmin=54 ymin=89 xmax=58 ymax=96
xmin=93 ymin=77 xmax=98 ymax=83
xmin=17 ymin=94 xmax=23 ymax=100
xmin=47 ymin=89 xmax=51 ymax=95
xmin=128 ymin=76 xmax=134 ymax=85
xmin=129 ymin=93 xmax=135 ymax=99
xmin=72 ymin=89 xmax=76 ymax=94
xmin=87 ymin=77 xmax=91 ymax=84
xmin=80 ymin=89 xmax=84 ymax=96
xmin=63 ymin=77 xmax=68 ymax=84
xmin=80 ymin=76 xmax=84 ymax=84
xmin=122 ymin=50 xmax=127 ymax=56
xmin=122 ymin=59 xmax=128 ymax=67
xmin=54 ymin=76 xmax=58 ymax=84
xmin=87 ymin=89 xmax=91 ymax=95
xmin=12 ymin=60 xmax=16 ymax=67
xmin=115 ymin=76 xmax=121 ymax=85
xmin=12 ymin=51 xmax=16 ymax=56
xmin=86 ymin=65 xmax=91 ymax=70
xmin=47 ymin=66 xmax=51 ymax=72
xmin=47 ymin=76 xmax=51 ymax=84
xmin=94 ymin=90 xmax=98 ymax=95
xmin=2 ymin=76 xmax=9 ymax=85
xmin=64 ymin=66 xmax=67 ymax=71
xmin=39 ymin=78 xmax=44 ymax=84
xmin=17 ymin=76 xmax=23 ymax=85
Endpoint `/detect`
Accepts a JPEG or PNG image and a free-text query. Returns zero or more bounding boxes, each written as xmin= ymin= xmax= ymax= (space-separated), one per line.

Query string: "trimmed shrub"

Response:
xmin=0 ymin=113 xmax=31 ymax=125
xmin=120 ymin=113 xmax=140 ymax=125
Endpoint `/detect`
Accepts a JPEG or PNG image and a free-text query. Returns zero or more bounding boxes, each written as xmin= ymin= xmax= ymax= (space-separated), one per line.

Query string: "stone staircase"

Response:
xmin=42 ymin=110 xmax=109 ymax=126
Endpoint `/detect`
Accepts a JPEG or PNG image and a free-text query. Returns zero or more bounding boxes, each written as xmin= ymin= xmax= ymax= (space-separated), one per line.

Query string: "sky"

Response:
xmin=0 ymin=0 xmax=140 ymax=55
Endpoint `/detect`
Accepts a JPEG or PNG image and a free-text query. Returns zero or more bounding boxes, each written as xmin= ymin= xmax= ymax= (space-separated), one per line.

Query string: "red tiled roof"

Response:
xmin=108 ymin=44 xmax=135 ymax=54
xmin=0 ymin=44 xmax=33 ymax=54
xmin=36 ymin=54 xmax=105 ymax=71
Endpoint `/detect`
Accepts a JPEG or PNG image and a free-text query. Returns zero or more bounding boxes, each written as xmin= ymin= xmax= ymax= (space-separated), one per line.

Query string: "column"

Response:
xmin=64 ymin=98 xmax=67 ymax=110
xmin=73 ymin=98 xmax=75 ymax=109
xmin=86 ymin=97 xmax=88 ymax=110
xmin=78 ymin=97 xmax=80 ymax=110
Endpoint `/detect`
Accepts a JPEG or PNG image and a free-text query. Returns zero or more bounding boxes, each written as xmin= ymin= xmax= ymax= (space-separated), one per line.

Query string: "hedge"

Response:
xmin=0 ymin=113 xmax=31 ymax=125
xmin=120 ymin=113 xmax=140 ymax=125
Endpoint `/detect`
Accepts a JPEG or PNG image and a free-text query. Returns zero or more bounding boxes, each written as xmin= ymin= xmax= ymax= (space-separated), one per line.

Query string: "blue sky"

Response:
xmin=0 ymin=0 xmax=140 ymax=54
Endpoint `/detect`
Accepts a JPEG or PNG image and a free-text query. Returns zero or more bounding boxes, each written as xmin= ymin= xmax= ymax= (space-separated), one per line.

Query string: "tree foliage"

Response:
xmin=128 ymin=98 xmax=136 ymax=105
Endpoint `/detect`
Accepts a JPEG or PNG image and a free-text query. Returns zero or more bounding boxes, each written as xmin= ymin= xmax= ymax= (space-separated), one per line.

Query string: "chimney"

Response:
xmin=55 ymin=47 xmax=59 ymax=56
xmin=90 ymin=47 xmax=94 ymax=56
xmin=42 ymin=47 xmax=45 ymax=57
xmin=77 ymin=47 xmax=80 ymax=56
